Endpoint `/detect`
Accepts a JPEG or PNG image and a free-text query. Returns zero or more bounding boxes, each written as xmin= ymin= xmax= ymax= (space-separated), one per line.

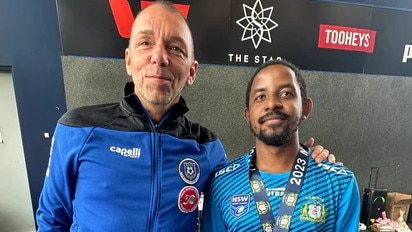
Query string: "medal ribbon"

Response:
xmin=249 ymin=145 xmax=309 ymax=232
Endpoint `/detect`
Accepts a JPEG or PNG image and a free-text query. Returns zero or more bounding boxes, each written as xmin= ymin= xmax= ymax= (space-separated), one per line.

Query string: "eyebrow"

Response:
xmin=252 ymin=83 xmax=295 ymax=93
xmin=251 ymin=87 xmax=268 ymax=94
xmin=133 ymin=30 xmax=189 ymax=55
xmin=134 ymin=29 xmax=187 ymax=44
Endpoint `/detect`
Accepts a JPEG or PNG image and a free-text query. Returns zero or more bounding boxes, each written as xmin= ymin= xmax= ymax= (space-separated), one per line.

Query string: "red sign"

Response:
xmin=108 ymin=0 xmax=191 ymax=39
xmin=318 ymin=24 xmax=376 ymax=53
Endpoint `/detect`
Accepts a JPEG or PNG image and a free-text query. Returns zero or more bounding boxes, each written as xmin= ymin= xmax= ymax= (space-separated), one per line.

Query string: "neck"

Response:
xmin=134 ymin=93 xmax=178 ymax=124
xmin=144 ymin=106 xmax=168 ymax=124
xmin=254 ymin=139 xmax=300 ymax=173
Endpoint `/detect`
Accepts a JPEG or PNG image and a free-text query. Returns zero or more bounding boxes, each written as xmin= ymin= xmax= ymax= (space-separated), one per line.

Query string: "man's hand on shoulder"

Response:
xmin=304 ymin=137 xmax=342 ymax=164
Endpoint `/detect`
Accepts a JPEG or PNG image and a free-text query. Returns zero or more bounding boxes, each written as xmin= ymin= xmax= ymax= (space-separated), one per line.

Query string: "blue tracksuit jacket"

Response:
xmin=36 ymin=82 xmax=228 ymax=232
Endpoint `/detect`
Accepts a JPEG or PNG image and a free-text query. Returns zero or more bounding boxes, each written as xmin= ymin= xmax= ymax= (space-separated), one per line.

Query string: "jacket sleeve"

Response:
xmin=36 ymin=124 xmax=85 ymax=231
xmin=207 ymin=138 xmax=228 ymax=173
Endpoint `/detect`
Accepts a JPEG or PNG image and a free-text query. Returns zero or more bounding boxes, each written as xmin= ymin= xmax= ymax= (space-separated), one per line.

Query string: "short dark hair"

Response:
xmin=245 ymin=58 xmax=307 ymax=108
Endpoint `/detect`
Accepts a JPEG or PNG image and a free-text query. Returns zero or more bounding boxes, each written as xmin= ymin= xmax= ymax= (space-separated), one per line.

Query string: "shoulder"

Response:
xmin=315 ymin=161 xmax=355 ymax=176
xmin=58 ymin=103 xmax=122 ymax=127
xmin=212 ymin=154 xmax=249 ymax=181
xmin=206 ymin=154 xmax=250 ymax=197
xmin=174 ymin=117 xmax=220 ymax=143
xmin=309 ymin=158 xmax=357 ymax=184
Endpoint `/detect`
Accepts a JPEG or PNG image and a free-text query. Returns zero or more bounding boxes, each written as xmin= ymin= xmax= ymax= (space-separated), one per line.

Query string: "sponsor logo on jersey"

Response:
xmin=178 ymin=158 xmax=200 ymax=185
xmin=178 ymin=186 xmax=199 ymax=213
xmin=300 ymin=196 xmax=326 ymax=223
xmin=318 ymin=24 xmax=376 ymax=53
xmin=266 ymin=187 xmax=285 ymax=197
xmin=110 ymin=146 xmax=141 ymax=158
xmin=214 ymin=163 xmax=240 ymax=177
xmin=230 ymin=194 xmax=250 ymax=218
xmin=317 ymin=163 xmax=348 ymax=175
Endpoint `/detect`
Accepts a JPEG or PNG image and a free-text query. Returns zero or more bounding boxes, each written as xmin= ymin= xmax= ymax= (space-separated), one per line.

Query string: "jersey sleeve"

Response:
xmin=201 ymin=183 xmax=227 ymax=232
xmin=334 ymin=174 xmax=361 ymax=232
xmin=36 ymin=124 xmax=85 ymax=231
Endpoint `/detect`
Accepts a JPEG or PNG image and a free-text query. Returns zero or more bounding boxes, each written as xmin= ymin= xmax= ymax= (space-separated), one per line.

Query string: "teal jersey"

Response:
xmin=202 ymin=149 xmax=360 ymax=232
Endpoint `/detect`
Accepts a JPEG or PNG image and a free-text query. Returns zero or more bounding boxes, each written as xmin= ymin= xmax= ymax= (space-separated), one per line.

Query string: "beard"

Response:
xmin=250 ymin=110 xmax=302 ymax=146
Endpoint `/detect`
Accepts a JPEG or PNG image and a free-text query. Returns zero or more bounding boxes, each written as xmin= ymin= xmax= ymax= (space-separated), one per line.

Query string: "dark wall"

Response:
xmin=62 ymin=56 xmax=412 ymax=195
xmin=0 ymin=0 xmax=13 ymax=64
xmin=0 ymin=0 xmax=66 ymax=216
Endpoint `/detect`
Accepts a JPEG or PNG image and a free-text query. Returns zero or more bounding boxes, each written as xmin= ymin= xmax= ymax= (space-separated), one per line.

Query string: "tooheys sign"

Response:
xmin=56 ymin=0 xmax=412 ymax=77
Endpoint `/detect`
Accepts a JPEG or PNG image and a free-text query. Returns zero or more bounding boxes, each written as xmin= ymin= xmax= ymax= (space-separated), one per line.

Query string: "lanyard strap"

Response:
xmin=249 ymin=146 xmax=309 ymax=232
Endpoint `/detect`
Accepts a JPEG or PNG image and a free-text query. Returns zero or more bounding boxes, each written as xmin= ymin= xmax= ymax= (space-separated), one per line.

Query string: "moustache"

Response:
xmin=258 ymin=110 xmax=289 ymax=124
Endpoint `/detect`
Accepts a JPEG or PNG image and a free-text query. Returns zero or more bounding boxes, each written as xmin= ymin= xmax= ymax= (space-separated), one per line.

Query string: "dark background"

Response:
xmin=57 ymin=0 xmax=412 ymax=76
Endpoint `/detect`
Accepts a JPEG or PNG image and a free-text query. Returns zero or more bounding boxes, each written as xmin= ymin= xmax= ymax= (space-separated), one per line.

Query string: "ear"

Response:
xmin=302 ymin=98 xmax=313 ymax=119
xmin=125 ymin=48 xmax=132 ymax=76
xmin=243 ymin=107 xmax=250 ymax=124
xmin=186 ymin=60 xmax=199 ymax=86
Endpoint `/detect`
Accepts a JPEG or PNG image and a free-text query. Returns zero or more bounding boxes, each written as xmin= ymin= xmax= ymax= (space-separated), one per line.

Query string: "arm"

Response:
xmin=36 ymin=124 xmax=81 ymax=231
xmin=335 ymin=175 xmax=361 ymax=232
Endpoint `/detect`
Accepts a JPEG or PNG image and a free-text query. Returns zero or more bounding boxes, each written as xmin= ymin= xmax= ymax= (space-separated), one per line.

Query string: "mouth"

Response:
xmin=147 ymin=75 xmax=171 ymax=82
xmin=259 ymin=111 xmax=288 ymax=124
xmin=262 ymin=117 xmax=284 ymax=126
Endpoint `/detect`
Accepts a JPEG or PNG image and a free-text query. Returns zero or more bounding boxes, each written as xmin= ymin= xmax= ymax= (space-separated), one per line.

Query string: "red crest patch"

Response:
xmin=178 ymin=186 xmax=199 ymax=213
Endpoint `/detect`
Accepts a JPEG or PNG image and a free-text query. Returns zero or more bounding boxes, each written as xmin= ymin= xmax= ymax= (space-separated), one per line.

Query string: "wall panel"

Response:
xmin=62 ymin=56 xmax=412 ymax=194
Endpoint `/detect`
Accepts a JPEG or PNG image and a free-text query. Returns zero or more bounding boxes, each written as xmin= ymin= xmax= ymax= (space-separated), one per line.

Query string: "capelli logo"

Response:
xmin=108 ymin=0 xmax=191 ymax=39
xmin=110 ymin=146 xmax=141 ymax=158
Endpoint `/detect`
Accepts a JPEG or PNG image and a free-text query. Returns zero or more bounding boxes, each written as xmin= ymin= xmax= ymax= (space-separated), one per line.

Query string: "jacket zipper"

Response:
xmin=147 ymin=115 xmax=169 ymax=231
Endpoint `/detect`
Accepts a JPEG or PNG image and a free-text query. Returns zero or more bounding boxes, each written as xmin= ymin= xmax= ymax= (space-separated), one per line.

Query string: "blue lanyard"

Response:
xmin=249 ymin=146 xmax=309 ymax=232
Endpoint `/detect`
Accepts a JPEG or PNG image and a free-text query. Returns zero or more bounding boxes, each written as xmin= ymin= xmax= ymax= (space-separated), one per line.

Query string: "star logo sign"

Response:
xmin=236 ymin=0 xmax=279 ymax=49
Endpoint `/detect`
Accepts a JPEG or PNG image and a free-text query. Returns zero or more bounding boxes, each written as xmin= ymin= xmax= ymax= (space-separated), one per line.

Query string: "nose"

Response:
xmin=265 ymin=95 xmax=282 ymax=111
xmin=150 ymin=44 xmax=169 ymax=67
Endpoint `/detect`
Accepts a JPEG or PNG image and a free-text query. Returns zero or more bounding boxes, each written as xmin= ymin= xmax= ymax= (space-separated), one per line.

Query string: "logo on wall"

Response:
xmin=318 ymin=24 xmax=376 ymax=53
xmin=236 ymin=0 xmax=278 ymax=49
xmin=403 ymin=44 xmax=412 ymax=63
xmin=108 ymin=0 xmax=191 ymax=38
xmin=56 ymin=0 xmax=412 ymax=76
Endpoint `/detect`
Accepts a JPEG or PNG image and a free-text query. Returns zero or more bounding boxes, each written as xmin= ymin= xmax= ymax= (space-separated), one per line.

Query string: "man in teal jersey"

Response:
xmin=202 ymin=58 xmax=360 ymax=232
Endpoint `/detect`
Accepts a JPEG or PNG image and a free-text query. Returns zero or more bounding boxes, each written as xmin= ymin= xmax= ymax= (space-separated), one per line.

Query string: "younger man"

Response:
xmin=202 ymin=59 xmax=360 ymax=232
